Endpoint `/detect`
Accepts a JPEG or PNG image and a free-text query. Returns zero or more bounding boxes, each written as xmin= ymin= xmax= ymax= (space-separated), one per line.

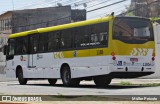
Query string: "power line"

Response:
xmin=1 ymin=0 xmax=129 ymax=29
xmin=120 ymin=0 xmax=159 ymax=16
xmin=15 ymin=0 xmax=47 ymax=9
xmin=70 ymin=0 xmax=97 ymax=7
xmin=92 ymin=0 xmax=160 ymax=18
xmin=20 ymin=0 xmax=57 ymax=9
xmin=12 ymin=0 xmax=15 ymax=10
xmin=0 ymin=0 xmax=47 ymax=15
xmin=88 ymin=5 xmax=126 ymax=19
xmin=8 ymin=0 xmax=160 ymax=30
xmin=10 ymin=0 xmax=127 ymax=28
xmin=87 ymin=0 xmax=112 ymax=8
xmin=87 ymin=0 xmax=128 ymax=13
xmin=0 ymin=0 xmax=107 ymax=14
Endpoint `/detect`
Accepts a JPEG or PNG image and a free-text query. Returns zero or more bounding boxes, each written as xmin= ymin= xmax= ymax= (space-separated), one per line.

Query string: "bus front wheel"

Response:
xmin=61 ymin=66 xmax=80 ymax=87
xmin=93 ymin=75 xmax=112 ymax=87
xmin=48 ymin=79 xmax=57 ymax=85
xmin=17 ymin=68 xmax=27 ymax=85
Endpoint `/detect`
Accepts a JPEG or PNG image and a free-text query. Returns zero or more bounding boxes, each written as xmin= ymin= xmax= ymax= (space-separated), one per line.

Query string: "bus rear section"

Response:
xmin=110 ymin=17 xmax=155 ymax=78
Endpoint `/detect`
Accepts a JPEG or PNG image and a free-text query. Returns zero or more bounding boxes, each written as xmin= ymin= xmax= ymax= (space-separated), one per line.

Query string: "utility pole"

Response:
xmin=12 ymin=0 xmax=15 ymax=10
xmin=134 ymin=0 xmax=137 ymax=16
xmin=145 ymin=0 xmax=150 ymax=18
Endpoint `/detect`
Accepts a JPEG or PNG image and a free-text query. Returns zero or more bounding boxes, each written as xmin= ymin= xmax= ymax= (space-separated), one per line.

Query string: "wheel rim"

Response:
xmin=17 ymin=69 xmax=27 ymax=85
xmin=18 ymin=72 xmax=23 ymax=80
xmin=63 ymin=70 xmax=70 ymax=84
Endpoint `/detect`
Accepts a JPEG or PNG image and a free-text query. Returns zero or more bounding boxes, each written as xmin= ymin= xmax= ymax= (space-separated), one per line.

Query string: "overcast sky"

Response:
xmin=0 ymin=0 xmax=131 ymax=19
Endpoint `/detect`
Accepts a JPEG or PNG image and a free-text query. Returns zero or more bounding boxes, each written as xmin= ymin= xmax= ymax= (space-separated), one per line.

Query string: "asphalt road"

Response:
xmin=0 ymin=79 xmax=160 ymax=95
xmin=1 ymin=79 xmax=160 ymax=104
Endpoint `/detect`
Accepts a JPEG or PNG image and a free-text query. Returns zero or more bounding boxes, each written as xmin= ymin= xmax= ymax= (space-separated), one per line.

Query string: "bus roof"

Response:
xmin=8 ymin=30 xmax=38 ymax=39
xmin=8 ymin=16 xmax=113 ymax=39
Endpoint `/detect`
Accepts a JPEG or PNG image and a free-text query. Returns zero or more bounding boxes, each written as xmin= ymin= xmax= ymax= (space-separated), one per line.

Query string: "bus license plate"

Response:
xmin=130 ymin=58 xmax=138 ymax=62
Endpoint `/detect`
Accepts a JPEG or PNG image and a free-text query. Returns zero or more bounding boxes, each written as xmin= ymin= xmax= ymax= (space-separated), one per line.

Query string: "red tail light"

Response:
xmin=111 ymin=52 xmax=116 ymax=60
xmin=112 ymin=56 xmax=116 ymax=60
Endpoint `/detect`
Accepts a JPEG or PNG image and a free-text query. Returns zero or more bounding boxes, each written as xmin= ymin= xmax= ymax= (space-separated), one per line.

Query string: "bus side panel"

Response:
xmin=29 ymin=52 xmax=112 ymax=79
xmin=70 ymin=56 xmax=111 ymax=78
xmin=6 ymin=55 xmax=28 ymax=78
xmin=26 ymin=53 xmax=61 ymax=78
xmin=6 ymin=60 xmax=16 ymax=78
xmin=42 ymin=53 xmax=61 ymax=78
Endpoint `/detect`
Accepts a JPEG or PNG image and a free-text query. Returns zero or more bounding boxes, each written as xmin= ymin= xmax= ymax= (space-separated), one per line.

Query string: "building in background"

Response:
xmin=130 ymin=0 xmax=160 ymax=18
xmin=0 ymin=6 xmax=86 ymax=65
xmin=0 ymin=6 xmax=86 ymax=51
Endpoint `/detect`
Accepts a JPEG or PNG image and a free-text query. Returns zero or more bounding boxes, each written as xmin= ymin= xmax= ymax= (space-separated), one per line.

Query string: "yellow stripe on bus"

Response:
xmin=9 ymin=30 xmax=38 ymax=38
xmin=111 ymin=40 xmax=155 ymax=56
xmin=53 ymin=40 xmax=155 ymax=59
xmin=53 ymin=48 xmax=111 ymax=59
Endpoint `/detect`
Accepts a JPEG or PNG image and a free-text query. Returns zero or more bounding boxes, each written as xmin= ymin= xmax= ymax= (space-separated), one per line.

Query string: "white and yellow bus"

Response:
xmin=5 ymin=16 xmax=155 ymax=87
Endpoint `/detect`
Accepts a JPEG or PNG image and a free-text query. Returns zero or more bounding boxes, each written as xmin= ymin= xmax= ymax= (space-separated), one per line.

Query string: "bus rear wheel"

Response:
xmin=17 ymin=68 xmax=27 ymax=85
xmin=93 ymin=75 xmax=112 ymax=87
xmin=61 ymin=66 xmax=80 ymax=87
xmin=48 ymin=79 xmax=57 ymax=85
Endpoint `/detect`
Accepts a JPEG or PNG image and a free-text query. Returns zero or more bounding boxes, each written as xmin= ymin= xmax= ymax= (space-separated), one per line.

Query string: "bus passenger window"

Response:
xmin=48 ymin=32 xmax=57 ymax=51
xmin=15 ymin=37 xmax=28 ymax=55
xmin=22 ymin=39 xmax=28 ymax=54
xmin=38 ymin=33 xmax=48 ymax=52
xmin=55 ymin=33 xmax=61 ymax=49
xmin=33 ymin=46 xmax=37 ymax=52
xmin=91 ymin=34 xmax=98 ymax=43
xmin=30 ymin=34 xmax=38 ymax=53
xmin=100 ymin=32 xmax=108 ymax=45
xmin=60 ymin=38 xmax=64 ymax=47
xmin=22 ymin=44 xmax=27 ymax=53
xmin=93 ymin=22 xmax=109 ymax=46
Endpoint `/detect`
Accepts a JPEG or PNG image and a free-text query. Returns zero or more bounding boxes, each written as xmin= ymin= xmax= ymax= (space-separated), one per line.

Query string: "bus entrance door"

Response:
xmin=27 ymin=35 xmax=44 ymax=78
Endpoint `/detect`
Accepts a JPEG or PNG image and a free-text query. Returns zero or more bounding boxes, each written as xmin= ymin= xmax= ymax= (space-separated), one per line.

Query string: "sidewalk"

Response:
xmin=1 ymin=77 xmax=160 ymax=85
xmin=111 ymin=79 xmax=160 ymax=84
xmin=0 ymin=74 xmax=6 ymax=82
xmin=1 ymin=79 xmax=160 ymax=104
xmin=0 ymin=74 xmax=17 ymax=82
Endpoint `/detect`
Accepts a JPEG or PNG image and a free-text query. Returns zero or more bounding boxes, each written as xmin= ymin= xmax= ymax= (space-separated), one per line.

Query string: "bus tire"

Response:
xmin=61 ymin=66 xmax=80 ymax=87
xmin=17 ymin=68 xmax=27 ymax=85
xmin=93 ymin=75 xmax=111 ymax=87
xmin=48 ymin=79 xmax=57 ymax=85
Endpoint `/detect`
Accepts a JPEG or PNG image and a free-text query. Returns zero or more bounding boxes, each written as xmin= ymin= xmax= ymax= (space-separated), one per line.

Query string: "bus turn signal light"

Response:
xmin=111 ymin=52 xmax=115 ymax=56
xmin=152 ymin=53 xmax=155 ymax=57
xmin=111 ymin=52 xmax=116 ymax=60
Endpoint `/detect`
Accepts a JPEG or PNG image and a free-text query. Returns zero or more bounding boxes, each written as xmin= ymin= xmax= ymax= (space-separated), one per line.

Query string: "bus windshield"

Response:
xmin=113 ymin=17 xmax=154 ymax=44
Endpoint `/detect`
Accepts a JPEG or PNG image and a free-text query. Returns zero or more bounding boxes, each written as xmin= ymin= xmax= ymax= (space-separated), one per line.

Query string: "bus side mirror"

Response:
xmin=3 ymin=45 xmax=7 ymax=55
